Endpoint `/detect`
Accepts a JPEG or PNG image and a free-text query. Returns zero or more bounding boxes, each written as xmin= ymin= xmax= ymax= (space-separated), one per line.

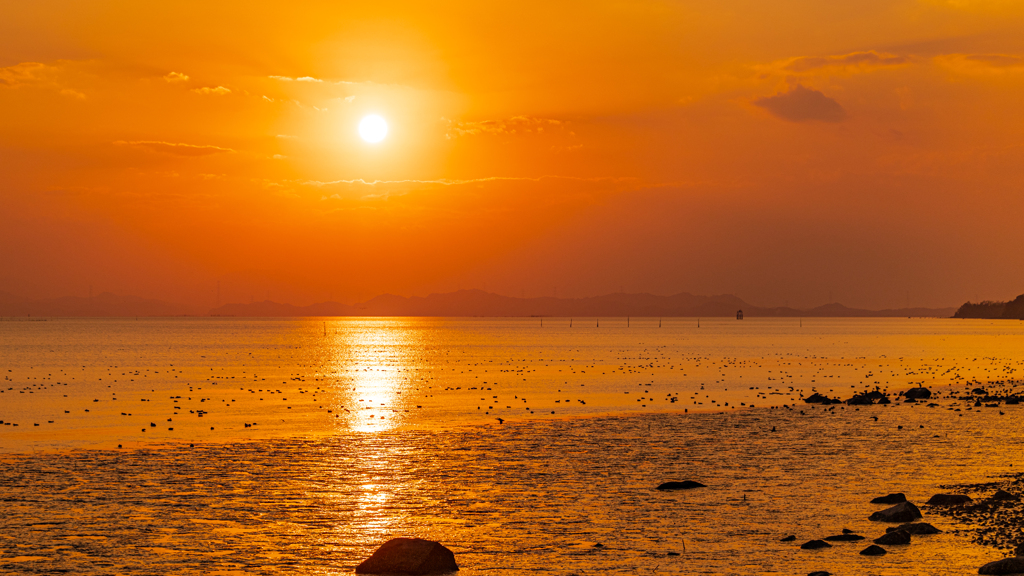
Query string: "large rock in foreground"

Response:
xmin=904 ymin=387 xmax=932 ymax=399
xmin=356 ymin=538 xmax=459 ymax=574
xmin=656 ymin=480 xmax=706 ymax=490
xmin=978 ymin=557 xmax=1024 ymax=575
xmin=869 ymin=501 xmax=922 ymax=522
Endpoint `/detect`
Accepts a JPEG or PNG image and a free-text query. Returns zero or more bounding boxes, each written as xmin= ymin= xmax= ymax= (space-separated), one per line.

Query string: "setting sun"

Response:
xmin=358 ymin=115 xmax=388 ymax=143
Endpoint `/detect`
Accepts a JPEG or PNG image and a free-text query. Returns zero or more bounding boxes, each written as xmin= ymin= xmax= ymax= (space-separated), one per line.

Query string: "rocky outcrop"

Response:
xmin=804 ymin=393 xmax=842 ymax=405
xmin=355 ymin=538 xmax=459 ymax=574
xmin=869 ymin=501 xmax=922 ymax=522
xmin=800 ymin=540 xmax=832 ymax=549
xmin=824 ymin=534 xmax=865 ymax=541
xmin=860 ymin=545 xmax=887 ymax=556
xmin=904 ymin=387 xmax=932 ymax=399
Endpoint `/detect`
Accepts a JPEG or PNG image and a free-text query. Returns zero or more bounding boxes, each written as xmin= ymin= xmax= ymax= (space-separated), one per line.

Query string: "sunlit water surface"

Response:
xmin=2 ymin=317 xmax=1024 ymax=574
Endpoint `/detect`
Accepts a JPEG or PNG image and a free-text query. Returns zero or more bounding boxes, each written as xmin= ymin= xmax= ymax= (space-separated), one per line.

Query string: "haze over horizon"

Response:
xmin=4 ymin=1 xmax=1024 ymax=309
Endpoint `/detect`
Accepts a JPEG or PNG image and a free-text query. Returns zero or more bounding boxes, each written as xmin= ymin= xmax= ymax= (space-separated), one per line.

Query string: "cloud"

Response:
xmin=114 ymin=140 xmax=235 ymax=156
xmin=60 ymin=88 xmax=86 ymax=99
xmin=937 ymin=53 xmax=1024 ymax=73
xmin=192 ymin=86 xmax=231 ymax=95
xmin=753 ymin=85 xmax=846 ymax=123
xmin=163 ymin=71 xmax=189 ymax=82
xmin=444 ymin=116 xmax=565 ymax=138
xmin=782 ymin=51 xmax=908 ymax=74
xmin=0 ymin=62 xmax=54 ymax=88
xmin=268 ymin=75 xmax=324 ymax=82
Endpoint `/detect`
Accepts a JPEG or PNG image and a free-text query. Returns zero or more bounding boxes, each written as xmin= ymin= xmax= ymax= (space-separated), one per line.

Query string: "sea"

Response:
xmin=2 ymin=316 xmax=1024 ymax=574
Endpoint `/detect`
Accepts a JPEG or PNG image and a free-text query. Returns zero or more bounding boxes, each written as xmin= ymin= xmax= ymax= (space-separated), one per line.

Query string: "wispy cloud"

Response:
xmin=0 ymin=62 xmax=54 ymax=88
xmin=937 ymin=53 xmax=1024 ymax=73
xmin=163 ymin=71 xmax=189 ymax=83
xmin=781 ymin=51 xmax=908 ymax=74
xmin=192 ymin=86 xmax=231 ymax=95
xmin=444 ymin=116 xmax=565 ymax=138
xmin=753 ymin=85 xmax=846 ymax=123
xmin=114 ymin=140 xmax=236 ymax=156
xmin=269 ymin=75 xmax=324 ymax=82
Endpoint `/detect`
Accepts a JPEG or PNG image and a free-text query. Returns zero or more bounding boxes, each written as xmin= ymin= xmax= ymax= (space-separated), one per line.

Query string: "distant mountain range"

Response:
xmin=0 ymin=289 xmax=958 ymax=318
xmin=953 ymin=294 xmax=1024 ymax=320
xmin=208 ymin=289 xmax=954 ymax=318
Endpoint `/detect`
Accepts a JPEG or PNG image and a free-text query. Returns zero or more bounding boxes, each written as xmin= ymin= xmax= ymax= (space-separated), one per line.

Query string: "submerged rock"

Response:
xmin=807 ymin=572 xmax=831 ymax=576
xmin=860 ymin=545 xmax=887 ymax=556
xmin=871 ymin=493 xmax=907 ymax=504
xmin=780 ymin=535 xmax=797 ymax=542
xmin=656 ymin=480 xmax=706 ymax=490
xmin=824 ymin=533 xmax=865 ymax=541
xmin=874 ymin=529 xmax=911 ymax=545
xmin=800 ymin=540 xmax=832 ymax=550
xmin=992 ymin=489 xmax=1019 ymax=501
xmin=355 ymin=538 xmax=459 ymax=574
xmin=927 ymin=494 xmax=972 ymax=506
xmin=978 ymin=557 xmax=1024 ymax=575
xmin=886 ymin=522 xmax=941 ymax=535
xmin=869 ymin=501 xmax=922 ymax=522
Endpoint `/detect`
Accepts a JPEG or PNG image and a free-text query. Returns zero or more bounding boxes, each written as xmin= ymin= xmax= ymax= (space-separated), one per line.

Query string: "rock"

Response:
xmin=824 ymin=534 xmax=865 ymax=541
xmin=905 ymin=387 xmax=932 ymax=399
xmin=927 ymin=494 xmax=972 ymax=506
xmin=871 ymin=493 xmax=907 ymax=504
xmin=656 ymin=481 xmax=706 ymax=490
xmin=780 ymin=535 xmax=796 ymax=542
xmin=877 ymin=396 xmax=891 ymax=404
xmin=886 ymin=522 xmax=941 ymax=535
xmin=860 ymin=545 xmax=887 ymax=556
xmin=355 ymin=538 xmax=459 ymax=574
xmin=800 ymin=540 xmax=832 ymax=550
xmin=979 ymin=557 xmax=1024 ymax=575
xmin=869 ymin=501 xmax=922 ymax=522
xmin=808 ymin=572 xmax=831 ymax=576
xmin=993 ymin=489 xmax=1019 ymax=501
xmin=874 ymin=529 xmax=911 ymax=545
xmin=1015 ymin=542 xmax=1024 ymax=557
xmin=805 ymin=393 xmax=841 ymax=404
xmin=847 ymin=394 xmax=875 ymax=405
xmin=972 ymin=388 xmax=989 ymax=395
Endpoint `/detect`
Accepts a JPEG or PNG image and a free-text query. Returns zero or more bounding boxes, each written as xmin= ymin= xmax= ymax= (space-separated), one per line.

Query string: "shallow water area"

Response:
xmin=2 ymin=317 xmax=1024 ymax=574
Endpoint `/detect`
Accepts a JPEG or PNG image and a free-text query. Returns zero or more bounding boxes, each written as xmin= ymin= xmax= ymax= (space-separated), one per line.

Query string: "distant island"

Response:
xmin=953 ymin=294 xmax=1024 ymax=320
xmin=0 ymin=288 xmax=957 ymax=318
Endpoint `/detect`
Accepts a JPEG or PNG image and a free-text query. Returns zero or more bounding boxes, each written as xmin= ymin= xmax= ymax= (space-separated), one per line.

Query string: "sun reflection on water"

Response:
xmin=328 ymin=319 xmax=420 ymax=433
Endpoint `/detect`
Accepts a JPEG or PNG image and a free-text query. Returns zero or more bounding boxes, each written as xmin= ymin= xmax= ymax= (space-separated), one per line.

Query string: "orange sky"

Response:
xmin=2 ymin=0 xmax=1024 ymax=309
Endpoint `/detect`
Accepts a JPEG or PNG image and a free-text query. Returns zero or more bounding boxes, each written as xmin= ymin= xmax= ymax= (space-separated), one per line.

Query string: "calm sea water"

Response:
xmin=2 ymin=317 xmax=1024 ymax=574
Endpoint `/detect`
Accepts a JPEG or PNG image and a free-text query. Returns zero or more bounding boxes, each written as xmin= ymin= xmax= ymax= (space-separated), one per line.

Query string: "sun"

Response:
xmin=358 ymin=115 xmax=388 ymax=143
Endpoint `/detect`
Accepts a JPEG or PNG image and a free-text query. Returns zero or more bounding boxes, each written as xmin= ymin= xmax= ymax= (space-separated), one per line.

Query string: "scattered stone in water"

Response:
xmin=355 ymin=538 xmax=458 ymax=575
xmin=860 ymin=544 xmax=887 ymax=556
xmin=927 ymin=494 xmax=972 ymax=506
xmin=869 ymin=501 xmax=922 ymax=522
xmin=978 ymin=557 xmax=1024 ymax=575
xmin=808 ymin=572 xmax=831 ymax=576
xmin=656 ymin=480 xmax=706 ymax=490
xmin=800 ymin=540 xmax=832 ymax=550
xmin=780 ymin=535 xmax=797 ymax=542
xmin=871 ymin=492 xmax=907 ymax=504
xmin=886 ymin=522 xmax=941 ymax=535
xmin=874 ymin=529 xmax=911 ymax=545
xmin=905 ymin=387 xmax=932 ymax=399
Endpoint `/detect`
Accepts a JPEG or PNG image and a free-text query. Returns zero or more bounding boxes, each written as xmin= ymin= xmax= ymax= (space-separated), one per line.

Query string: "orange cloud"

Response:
xmin=444 ymin=116 xmax=566 ymax=138
xmin=782 ymin=51 xmax=908 ymax=74
xmin=114 ymin=140 xmax=236 ymax=156
xmin=937 ymin=53 xmax=1024 ymax=73
xmin=192 ymin=86 xmax=231 ymax=95
xmin=752 ymin=85 xmax=846 ymax=122
xmin=163 ymin=71 xmax=189 ymax=82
